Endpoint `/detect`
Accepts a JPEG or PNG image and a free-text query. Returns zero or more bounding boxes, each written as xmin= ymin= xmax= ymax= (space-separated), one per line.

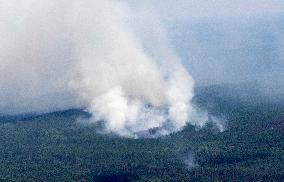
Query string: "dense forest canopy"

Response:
xmin=0 ymin=84 xmax=283 ymax=181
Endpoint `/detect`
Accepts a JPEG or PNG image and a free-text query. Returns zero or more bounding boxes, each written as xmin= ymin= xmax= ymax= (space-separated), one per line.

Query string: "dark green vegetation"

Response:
xmin=0 ymin=84 xmax=283 ymax=181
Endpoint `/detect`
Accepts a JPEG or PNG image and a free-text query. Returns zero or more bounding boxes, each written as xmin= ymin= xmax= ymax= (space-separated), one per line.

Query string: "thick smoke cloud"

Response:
xmin=0 ymin=0 xmax=199 ymax=137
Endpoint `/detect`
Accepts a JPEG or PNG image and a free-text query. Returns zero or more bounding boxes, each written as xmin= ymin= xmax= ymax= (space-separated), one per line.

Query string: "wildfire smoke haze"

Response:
xmin=0 ymin=0 xmax=202 ymax=137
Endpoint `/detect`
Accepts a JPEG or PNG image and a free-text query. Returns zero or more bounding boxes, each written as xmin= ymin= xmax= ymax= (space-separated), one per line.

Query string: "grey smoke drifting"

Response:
xmin=130 ymin=0 xmax=284 ymax=99
xmin=0 ymin=0 xmax=201 ymax=137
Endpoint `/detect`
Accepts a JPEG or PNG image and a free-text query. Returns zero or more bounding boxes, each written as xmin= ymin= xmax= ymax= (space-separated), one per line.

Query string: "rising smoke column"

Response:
xmin=0 ymin=0 xmax=196 ymax=137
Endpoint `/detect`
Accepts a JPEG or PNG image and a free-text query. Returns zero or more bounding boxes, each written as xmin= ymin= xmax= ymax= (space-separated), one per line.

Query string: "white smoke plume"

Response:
xmin=0 ymin=0 xmax=198 ymax=137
